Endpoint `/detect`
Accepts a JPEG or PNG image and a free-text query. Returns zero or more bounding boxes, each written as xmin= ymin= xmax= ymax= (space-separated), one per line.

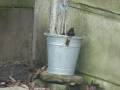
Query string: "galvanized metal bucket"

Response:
xmin=44 ymin=33 xmax=82 ymax=75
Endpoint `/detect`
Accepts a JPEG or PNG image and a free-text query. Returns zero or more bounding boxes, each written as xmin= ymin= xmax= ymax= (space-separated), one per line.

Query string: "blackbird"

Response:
xmin=65 ymin=27 xmax=75 ymax=46
xmin=66 ymin=27 xmax=75 ymax=36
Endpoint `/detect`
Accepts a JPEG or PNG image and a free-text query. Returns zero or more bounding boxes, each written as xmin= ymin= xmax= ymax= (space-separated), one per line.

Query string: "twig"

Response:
xmin=9 ymin=76 xmax=16 ymax=83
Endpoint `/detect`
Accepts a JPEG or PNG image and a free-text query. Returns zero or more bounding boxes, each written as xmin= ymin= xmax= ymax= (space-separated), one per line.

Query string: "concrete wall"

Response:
xmin=34 ymin=0 xmax=120 ymax=90
xmin=0 ymin=0 xmax=34 ymax=8
xmin=0 ymin=1 xmax=34 ymax=64
xmin=33 ymin=0 xmax=50 ymax=65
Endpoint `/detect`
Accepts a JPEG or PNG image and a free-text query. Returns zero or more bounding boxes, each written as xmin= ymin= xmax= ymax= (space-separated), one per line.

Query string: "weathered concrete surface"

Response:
xmin=34 ymin=0 xmax=120 ymax=90
xmin=14 ymin=0 xmax=34 ymax=7
xmin=72 ymin=0 xmax=120 ymax=14
xmin=0 ymin=0 xmax=12 ymax=7
xmin=33 ymin=0 xmax=50 ymax=64
xmin=0 ymin=8 xmax=34 ymax=64
xmin=67 ymin=7 xmax=120 ymax=89
xmin=0 ymin=0 xmax=34 ymax=8
xmin=74 ymin=9 xmax=120 ymax=85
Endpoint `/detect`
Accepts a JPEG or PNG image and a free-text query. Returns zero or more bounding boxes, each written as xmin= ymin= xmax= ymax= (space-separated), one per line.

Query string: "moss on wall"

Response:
xmin=15 ymin=0 xmax=34 ymax=8
xmin=0 ymin=0 xmax=34 ymax=8
xmin=72 ymin=0 xmax=120 ymax=14
xmin=0 ymin=0 xmax=12 ymax=7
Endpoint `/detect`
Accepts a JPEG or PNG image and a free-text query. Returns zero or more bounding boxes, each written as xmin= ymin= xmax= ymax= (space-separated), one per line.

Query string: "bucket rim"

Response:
xmin=44 ymin=33 xmax=82 ymax=40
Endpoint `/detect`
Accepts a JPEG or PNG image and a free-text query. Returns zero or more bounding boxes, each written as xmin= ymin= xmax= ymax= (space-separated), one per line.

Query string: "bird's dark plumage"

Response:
xmin=66 ymin=27 xmax=75 ymax=36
